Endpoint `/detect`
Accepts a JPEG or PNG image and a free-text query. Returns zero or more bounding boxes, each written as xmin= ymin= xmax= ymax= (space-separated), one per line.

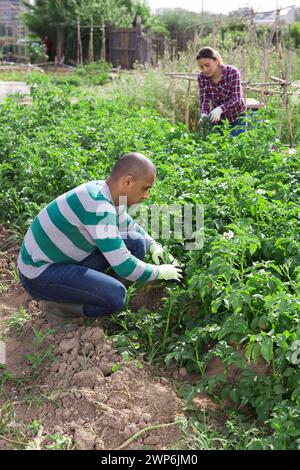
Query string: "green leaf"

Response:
xmin=260 ymin=338 xmax=274 ymax=364
xmin=249 ymin=242 xmax=259 ymax=255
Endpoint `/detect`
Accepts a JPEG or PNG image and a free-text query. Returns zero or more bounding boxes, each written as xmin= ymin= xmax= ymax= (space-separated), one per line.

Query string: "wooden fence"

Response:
xmin=108 ymin=23 xmax=197 ymax=68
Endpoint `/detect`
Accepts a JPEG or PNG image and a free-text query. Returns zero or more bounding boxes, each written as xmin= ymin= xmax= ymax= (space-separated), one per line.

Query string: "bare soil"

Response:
xmin=0 ymin=225 xmax=188 ymax=450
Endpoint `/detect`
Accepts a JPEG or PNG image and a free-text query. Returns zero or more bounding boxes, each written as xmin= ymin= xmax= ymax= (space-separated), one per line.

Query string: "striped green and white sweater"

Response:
xmin=17 ymin=181 xmax=159 ymax=281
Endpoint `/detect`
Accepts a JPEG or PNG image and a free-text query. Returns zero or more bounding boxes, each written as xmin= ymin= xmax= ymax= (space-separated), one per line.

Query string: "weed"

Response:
xmin=26 ymin=326 xmax=55 ymax=371
xmin=6 ymin=306 xmax=31 ymax=333
xmin=27 ymin=419 xmax=41 ymax=436
xmin=45 ymin=433 xmax=72 ymax=450
xmin=111 ymin=362 xmax=121 ymax=373
xmin=10 ymin=264 xmax=20 ymax=283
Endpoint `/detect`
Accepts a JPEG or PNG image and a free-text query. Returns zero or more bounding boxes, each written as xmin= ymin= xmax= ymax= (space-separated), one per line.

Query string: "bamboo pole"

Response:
xmin=261 ymin=38 xmax=271 ymax=104
xmin=284 ymin=49 xmax=295 ymax=147
xmin=250 ymin=9 xmax=258 ymax=48
xmin=239 ymin=46 xmax=246 ymax=81
xmin=239 ymin=46 xmax=246 ymax=102
xmin=268 ymin=8 xmax=280 ymax=49
xmin=277 ymin=41 xmax=285 ymax=79
xmin=278 ymin=47 xmax=295 ymax=145
xmin=171 ymin=49 xmax=176 ymax=125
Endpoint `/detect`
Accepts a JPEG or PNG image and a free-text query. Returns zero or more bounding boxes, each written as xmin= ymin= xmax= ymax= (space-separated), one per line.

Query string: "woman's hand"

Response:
xmin=209 ymin=107 xmax=222 ymax=123
xmin=198 ymin=113 xmax=209 ymax=125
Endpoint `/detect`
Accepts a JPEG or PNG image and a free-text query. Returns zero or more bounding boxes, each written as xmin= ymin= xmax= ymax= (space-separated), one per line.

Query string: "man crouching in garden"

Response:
xmin=17 ymin=152 xmax=182 ymax=325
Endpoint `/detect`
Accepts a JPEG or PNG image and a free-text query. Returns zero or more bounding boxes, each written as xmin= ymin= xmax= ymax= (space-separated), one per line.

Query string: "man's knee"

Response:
xmin=107 ymin=282 xmax=126 ymax=313
xmin=84 ymin=281 xmax=126 ymax=317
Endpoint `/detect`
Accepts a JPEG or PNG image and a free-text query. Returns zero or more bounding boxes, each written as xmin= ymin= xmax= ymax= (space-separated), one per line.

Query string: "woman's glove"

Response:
xmin=198 ymin=113 xmax=209 ymax=126
xmin=158 ymin=265 xmax=183 ymax=281
xmin=209 ymin=106 xmax=222 ymax=123
xmin=149 ymin=243 xmax=164 ymax=265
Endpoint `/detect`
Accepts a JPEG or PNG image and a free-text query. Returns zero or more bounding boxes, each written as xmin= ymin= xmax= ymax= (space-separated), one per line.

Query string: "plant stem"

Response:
xmin=162 ymin=298 xmax=173 ymax=352
xmin=0 ymin=434 xmax=26 ymax=446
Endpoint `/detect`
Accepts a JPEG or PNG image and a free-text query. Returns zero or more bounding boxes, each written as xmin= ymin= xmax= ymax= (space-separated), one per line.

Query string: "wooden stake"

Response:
xmin=100 ymin=18 xmax=106 ymax=61
xmin=77 ymin=16 xmax=83 ymax=65
xmin=239 ymin=46 xmax=246 ymax=81
xmin=250 ymin=9 xmax=258 ymax=48
xmin=87 ymin=16 xmax=94 ymax=64
xmin=285 ymin=49 xmax=295 ymax=147
xmin=212 ymin=22 xmax=216 ymax=49
xmin=278 ymin=48 xmax=295 ymax=146
xmin=185 ymin=30 xmax=198 ymax=127
xmin=268 ymin=8 xmax=280 ymax=50
xmin=261 ymin=38 xmax=270 ymax=104
xmin=227 ymin=45 xmax=233 ymax=65
xmin=171 ymin=65 xmax=176 ymax=125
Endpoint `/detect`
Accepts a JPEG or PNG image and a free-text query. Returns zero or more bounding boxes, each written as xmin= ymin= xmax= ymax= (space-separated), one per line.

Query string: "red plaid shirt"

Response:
xmin=198 ymin=65 xmax=246 ymax=123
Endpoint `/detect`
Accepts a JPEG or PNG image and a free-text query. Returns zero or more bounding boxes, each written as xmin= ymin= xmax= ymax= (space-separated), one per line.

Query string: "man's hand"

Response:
xmin=149 ymin=243 xmax=164 ymax=265
xmin=158 ymin=265 xmax=183 ymax=281
xmin=198 ymin=113 xmax=209 ymax=126
xmin=209 ymin=106 xmax=222 ymax=123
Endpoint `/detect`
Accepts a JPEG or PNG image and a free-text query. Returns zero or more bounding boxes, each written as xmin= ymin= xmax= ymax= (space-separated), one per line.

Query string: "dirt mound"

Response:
xmin=6 ymin=323 xmax=183 ymax=450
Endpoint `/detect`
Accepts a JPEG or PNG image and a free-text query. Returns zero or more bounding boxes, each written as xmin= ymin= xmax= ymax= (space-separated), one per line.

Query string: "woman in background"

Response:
xmin=197 ymin=47 xmax=246 ymax=137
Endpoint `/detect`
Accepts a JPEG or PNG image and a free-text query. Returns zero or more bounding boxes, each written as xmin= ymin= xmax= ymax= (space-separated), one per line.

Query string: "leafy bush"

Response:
xmin=75 ymin=60 xmax=112 ymax=86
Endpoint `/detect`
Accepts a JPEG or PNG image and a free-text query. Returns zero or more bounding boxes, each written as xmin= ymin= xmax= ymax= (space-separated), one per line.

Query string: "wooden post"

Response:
xmin=285 ymin=49 xmax=295 ymax=147
xmin=261 ymin=38 xmax=270 ymax=104
xmin=221 ymin=27 xmax=225 ymax=46
xmin=278 ymin=49 xmax=295 ymax=146
xmin=87 ymin=16 xmax=94 ymax=64
xmin=56 ymin=28 xmax=63 ymax=65
xmin=227 ymin=45 xmax=233 ymax=65
xmin=277 ymin=41 xmax=285 ymax=79
xmin=108 ymin=25 xmax=112 ymax=64
xmin=171 ymin=59 xmax=176 ymax=125
xmin=100 ymin=18 xmax=106 ymax=61
xmin=250 ymin=8 xmax=258 ymax=48
xmin=268 ymin=8 xmax=280 ymax=49
xmin=77 ymin=16 xmax=83 ymax=65
xmin=184 ymin=30 xmax=198 ymax=127
xmin=239 ymin=46 xmax=246 ymax=81
xmin=135 ymin=15 xmax=142 ymax=65
xmin=212 ymin=22 xmax=216 ymax=49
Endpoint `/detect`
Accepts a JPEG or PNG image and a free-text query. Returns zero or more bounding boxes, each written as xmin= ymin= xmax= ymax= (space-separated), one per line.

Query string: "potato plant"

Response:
xmin=1 ymin=77 xmax=300 ymax=449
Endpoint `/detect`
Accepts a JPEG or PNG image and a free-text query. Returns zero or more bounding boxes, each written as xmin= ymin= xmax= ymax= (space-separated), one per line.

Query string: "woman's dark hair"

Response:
xmin=196 ymin=47 xmax=223 ymax=64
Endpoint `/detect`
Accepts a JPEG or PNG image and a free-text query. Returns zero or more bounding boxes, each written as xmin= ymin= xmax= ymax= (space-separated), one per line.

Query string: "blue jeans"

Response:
xmin=212 ymin=115 xmax=246 ymax=137
xmin=20 ymin=232 xmax=150 ymax=318
xmin=229 ymin=116 xmax=246 ymax=137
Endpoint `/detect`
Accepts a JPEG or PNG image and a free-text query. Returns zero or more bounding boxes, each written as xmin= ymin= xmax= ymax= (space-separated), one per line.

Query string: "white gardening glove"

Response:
xmin=209 ymin=106 xmax=222 ymax=123
xmin=158 ymin=264 xmax=183 ymax=281
xmin=149 ymin=243 xmax=164 ymax=265
xmin=198 ymin=113 xmax=209 ymax=126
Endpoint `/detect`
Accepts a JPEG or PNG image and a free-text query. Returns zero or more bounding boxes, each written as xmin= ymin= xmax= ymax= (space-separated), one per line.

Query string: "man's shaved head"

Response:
xmin=110 ymin=153 xmax=156 ymax=181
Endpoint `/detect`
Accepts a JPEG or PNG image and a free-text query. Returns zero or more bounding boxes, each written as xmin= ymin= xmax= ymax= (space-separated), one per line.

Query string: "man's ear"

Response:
xmin=123 ymin=175 xmax=135 ymax=188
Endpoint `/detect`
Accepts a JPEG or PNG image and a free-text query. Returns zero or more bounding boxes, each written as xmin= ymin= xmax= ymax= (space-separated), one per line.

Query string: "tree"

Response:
xmin=22 ymin=0 xmax=151 ymax=62
xmin=23 ymin=0 xmax=77 ymax=62
xmin=154 ymin=8 xmax=216 ymax=35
